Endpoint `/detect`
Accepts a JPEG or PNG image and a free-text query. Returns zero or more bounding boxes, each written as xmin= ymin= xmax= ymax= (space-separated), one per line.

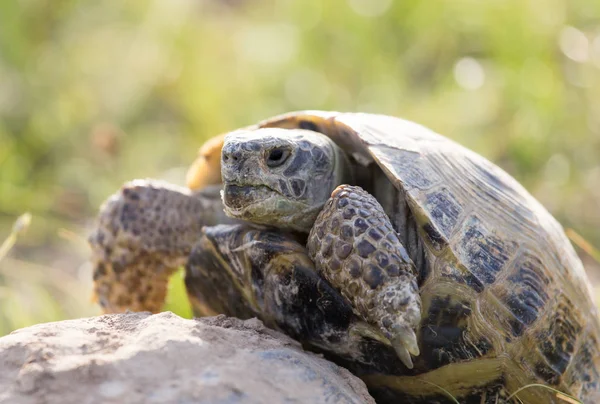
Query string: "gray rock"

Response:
xmin=0 ymin=312 xmax=375 ymax=404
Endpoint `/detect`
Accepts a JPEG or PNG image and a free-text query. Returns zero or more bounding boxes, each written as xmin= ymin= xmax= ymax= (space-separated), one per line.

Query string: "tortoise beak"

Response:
xmin=222 ymin=184 xmax=276 ymax=214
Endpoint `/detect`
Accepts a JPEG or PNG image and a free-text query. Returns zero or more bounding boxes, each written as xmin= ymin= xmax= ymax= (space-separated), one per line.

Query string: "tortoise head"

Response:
xmin=221 ymin=128 xmax=351 ymax=232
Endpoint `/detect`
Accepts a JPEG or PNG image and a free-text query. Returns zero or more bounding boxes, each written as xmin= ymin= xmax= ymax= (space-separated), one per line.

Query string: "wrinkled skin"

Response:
xmin=221 ymin=128 xmax=352 ymax=232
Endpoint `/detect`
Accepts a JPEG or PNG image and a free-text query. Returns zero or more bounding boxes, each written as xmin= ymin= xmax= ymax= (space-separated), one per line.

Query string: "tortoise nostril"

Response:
xmin=222 ymin=150 xmax=242 ymax=166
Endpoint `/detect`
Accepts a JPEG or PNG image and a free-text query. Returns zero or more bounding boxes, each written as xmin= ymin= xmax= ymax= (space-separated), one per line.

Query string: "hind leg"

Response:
xmin=89 ymin=180 xmax=234 ymax=313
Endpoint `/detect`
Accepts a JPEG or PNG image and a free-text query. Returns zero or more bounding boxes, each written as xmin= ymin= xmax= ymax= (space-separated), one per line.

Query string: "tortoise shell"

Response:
xmin=249 ymin=111 xmax=600 ymax=402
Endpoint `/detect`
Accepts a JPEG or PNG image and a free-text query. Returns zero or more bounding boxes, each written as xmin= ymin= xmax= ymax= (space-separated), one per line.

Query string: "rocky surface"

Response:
xmin=0 ymin=312 xmax=375 ymax=404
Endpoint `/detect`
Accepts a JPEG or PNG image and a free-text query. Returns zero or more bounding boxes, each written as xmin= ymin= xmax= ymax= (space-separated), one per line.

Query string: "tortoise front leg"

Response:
xmin=307 ymin=185 xmax=422 ymax=369
xmin=187 ymin=224 xmax=402 ymax=368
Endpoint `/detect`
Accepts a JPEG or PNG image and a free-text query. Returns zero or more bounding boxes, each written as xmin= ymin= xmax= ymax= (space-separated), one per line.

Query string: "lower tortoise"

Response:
xmin=90 ymin=111 xmax=600 ymax=403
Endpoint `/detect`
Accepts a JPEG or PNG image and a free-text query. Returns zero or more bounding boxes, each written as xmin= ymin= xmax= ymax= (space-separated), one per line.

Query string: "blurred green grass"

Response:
xmin=1 ymin=0 xmax=599 ymax=335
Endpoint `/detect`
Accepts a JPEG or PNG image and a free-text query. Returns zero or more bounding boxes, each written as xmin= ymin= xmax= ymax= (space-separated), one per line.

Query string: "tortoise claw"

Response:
xmin=399 ymin=327 xmax=420 ymax=356
xmin=350 ymin=322 xmax=420 ymax=369
xmin=392 ymin=341 xmax=414 ymax=369
xmin=391 ymin=325 xmax=420 ymax=368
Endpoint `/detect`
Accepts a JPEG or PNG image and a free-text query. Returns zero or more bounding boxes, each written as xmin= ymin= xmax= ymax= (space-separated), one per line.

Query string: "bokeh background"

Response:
xmin=1 ymin=0 xmax=600 ymax=336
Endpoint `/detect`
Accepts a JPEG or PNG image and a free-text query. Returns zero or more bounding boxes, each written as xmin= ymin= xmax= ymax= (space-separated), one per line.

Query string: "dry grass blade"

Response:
xmin=506 ymin=384 xmax=582 ymax=403
xmin=0 ymin=213 xmax=32 ymax=262
xmin=57 ymin=228 xmax=91 ymax=251
xmin=420 ymin=380 xmax=460 ymax=404
xmin=566 ymin=228 xmax=600 ymax=264
xmin=556 ymin=392 xmax=584 ymax=404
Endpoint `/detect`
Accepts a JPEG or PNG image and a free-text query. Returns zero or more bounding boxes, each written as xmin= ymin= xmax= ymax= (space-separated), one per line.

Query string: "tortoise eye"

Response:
xmin=266 ymin=147 xmax=290 ymax=168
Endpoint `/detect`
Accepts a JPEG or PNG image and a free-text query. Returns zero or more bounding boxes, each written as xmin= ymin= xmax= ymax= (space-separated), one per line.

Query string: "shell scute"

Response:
xmin=568 ymin=335 xmax=600 ymax=397
xmin=501 ymin=253 xmax=551 ymax=329
xmin=424 ymin=187 xmax=464 ymax=239
xmin=439 ymin=262 xmax=485 ymax=294
xmin=536 ymin=296 xmax=582 ymax=375
xmin=455 ymin=216 xmax=519 ymax=286
xmin=418 ymin=295 xmax=489 ymax=369
xmin=374 ymin=146 xmax=441 ymax=191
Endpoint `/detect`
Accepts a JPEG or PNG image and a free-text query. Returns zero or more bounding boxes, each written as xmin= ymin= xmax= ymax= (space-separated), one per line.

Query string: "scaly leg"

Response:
xmin=307 ymin=184 xmax=422 ymax=369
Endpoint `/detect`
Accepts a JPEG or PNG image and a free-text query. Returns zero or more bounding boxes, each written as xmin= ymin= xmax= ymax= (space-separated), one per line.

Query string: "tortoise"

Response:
xmin=89 ymin=111 xmax=600 ymax=403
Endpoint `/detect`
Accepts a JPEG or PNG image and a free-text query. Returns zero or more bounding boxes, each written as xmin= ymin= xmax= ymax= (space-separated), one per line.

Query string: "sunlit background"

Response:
xmin=1 ymin=0 xmax=600 ymax=336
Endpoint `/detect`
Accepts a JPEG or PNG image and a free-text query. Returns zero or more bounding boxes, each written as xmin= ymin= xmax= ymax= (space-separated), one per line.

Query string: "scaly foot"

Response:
xmin=308 ymin=185 xmax=422 ymax=369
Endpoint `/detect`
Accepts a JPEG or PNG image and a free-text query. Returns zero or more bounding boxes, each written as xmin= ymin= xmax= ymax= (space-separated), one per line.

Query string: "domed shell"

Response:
xmin=258 ymin=110 xmax=600 ymax=401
